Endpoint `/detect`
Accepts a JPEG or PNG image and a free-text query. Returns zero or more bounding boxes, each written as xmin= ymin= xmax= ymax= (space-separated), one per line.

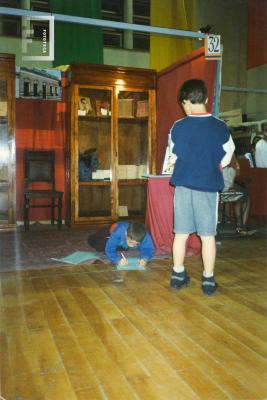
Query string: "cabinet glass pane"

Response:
xmin=119 ymin=184 xmax=147 ymax=217
xmin=118 ymin=90 xmax=148 ymax=180
xmin=78 ymin=88 xmax=112 ymax=182
xmin=77 ymin=87 xmax=112 ymax=218
xmin=0 ymin=80 xmax=8 ymax=221
xmin=79 ymin=185 xmax=112 ymax=217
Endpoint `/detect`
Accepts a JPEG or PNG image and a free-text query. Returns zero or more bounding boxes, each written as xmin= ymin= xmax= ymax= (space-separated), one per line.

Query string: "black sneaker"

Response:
xmin=170 ymin=270 xmax=190 ymax=289
xmin=201 ymin=276 xmax=218 ymax=296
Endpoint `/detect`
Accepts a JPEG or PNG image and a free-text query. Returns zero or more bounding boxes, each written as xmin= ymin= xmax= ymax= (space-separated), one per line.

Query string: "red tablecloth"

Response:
xmin=145 ymin=177 xmax=201 ymax=256
xmin=239 ymin=160 xmax=267 ymax=218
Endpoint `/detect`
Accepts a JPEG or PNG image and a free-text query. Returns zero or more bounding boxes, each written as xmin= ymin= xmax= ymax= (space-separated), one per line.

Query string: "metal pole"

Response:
xmin=0 ymin=6 xmax=206 ymax=39
xmin=123 ymin=0 xmax=133 ymax=49
xmin=222 ymin=86 xmax=267 ymax=94
xmin=213 ymin=57 xmax=222 ymax=117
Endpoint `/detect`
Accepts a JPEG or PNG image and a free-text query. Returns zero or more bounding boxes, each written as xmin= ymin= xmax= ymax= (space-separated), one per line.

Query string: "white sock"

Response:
xmin=203 ymin=271 xmax=214 ymax=278
xmin=173 ymin=265 xmax=185 ymax=273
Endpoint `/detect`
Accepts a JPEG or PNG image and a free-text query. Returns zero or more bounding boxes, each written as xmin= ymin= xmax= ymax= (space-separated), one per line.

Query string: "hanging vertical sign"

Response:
xmin=205 ymin=35 xmax=222 ymax=60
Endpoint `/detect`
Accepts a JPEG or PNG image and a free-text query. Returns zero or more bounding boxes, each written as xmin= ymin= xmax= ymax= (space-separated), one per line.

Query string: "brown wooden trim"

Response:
xmin=0 ymin=53 xmax=16 ymax=230
xmin=79 ymin=181 xmax=112 ymax=186
xmin=70 ymin=63 xmax=156 ymax=89
xmin=0 ymin=53 xmax=16 ymax=77
xmin=149 ymin=89 xmax=157 ymax=174
xmin=118 ymin=179 xmax=147 ymax=185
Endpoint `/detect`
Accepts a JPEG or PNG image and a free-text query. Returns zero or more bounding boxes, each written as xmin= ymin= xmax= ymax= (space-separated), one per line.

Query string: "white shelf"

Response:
xmin=229 ymin=119 xmax=267 ymax=139
xmin=228 ymin=118 xmax=267 ymax=129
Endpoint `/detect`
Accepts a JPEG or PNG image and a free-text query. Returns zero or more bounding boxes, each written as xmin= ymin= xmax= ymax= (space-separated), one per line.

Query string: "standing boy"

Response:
xmin=169 ymin=79 xmax=235 ymax=295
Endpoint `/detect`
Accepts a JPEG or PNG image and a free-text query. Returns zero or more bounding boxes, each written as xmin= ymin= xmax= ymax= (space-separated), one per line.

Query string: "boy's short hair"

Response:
xmin=178 ymin=79 xmax=207 ymax=104
xmin=127 ymin=222 xmax=146 ymax=242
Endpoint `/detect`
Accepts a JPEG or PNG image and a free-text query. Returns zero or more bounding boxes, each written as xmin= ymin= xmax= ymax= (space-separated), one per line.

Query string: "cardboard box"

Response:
xmin=219 ymin=108 xmax=242 ymax=125
xmin=136 ymin=100 xmax=148 ymax=117
xmin=118 ymin=99 xmax=135 ymax=118
xmin=0 ymin=101 xmax=7 ymax=117
xmin=118 ymin=165 xmax=127 ymax=179
xmin=126 ymin=165 xmax=137 ymax=179
xmin=118 ymin=165 xmax=147 ymax=179
xmin=118 ymin=205 xmax=128 ymax=216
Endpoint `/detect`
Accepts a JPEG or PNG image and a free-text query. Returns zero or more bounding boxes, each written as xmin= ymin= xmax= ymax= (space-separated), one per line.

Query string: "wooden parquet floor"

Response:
xmin=0 ymin=234 xmax=267 ymax=400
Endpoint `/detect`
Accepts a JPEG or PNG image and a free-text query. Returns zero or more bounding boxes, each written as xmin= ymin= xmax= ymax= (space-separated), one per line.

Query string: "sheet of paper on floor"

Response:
xmin=116 ymin=256 xmax=146 ymax=270
xmin=51 ymin=251 xmax=99 ymax=265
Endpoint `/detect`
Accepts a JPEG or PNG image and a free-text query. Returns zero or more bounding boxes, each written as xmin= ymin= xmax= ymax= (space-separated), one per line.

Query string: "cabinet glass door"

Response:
xmin=77 ymin=87 xmax=112 ymax=218
xmin=0 ymin=80 xmax=9 ymax=223
xmin=118 ymin=90 xmax=148 ymax=217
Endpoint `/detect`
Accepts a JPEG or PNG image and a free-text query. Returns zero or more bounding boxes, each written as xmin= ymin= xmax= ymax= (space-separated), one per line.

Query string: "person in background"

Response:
xmin=244 ymin=135 xmax=261 ymax=167
xmin=88 ymin=221 xmax=154 ymax=266
xmin=255 ymin=126 xmax=267 ymax=167
xmin=169 ymin=79 xmax=235 ymax=296
xmin=222 ymin=153 xmax=252 ymax=234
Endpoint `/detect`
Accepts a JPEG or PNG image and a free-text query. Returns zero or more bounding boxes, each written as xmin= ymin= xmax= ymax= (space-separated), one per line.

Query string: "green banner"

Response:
xmin=52 ymin=0 xmax=103 ymax=66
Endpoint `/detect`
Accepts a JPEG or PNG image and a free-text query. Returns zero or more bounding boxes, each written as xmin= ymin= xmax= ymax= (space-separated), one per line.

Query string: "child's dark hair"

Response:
xmin=179 ymin=79 xmax=207 ymax=104
xmin=127 ymin=222 xmax=146 ymax=242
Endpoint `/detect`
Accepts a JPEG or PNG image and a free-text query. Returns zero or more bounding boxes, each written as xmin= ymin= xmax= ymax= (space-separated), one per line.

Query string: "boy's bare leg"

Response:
xmin=173 ymin=233 xmax=189 ymax=266
xmin=170 ymin=233 xmax=190 ymax=289
xmin=200 ymin=235 xmax=216 ymax=276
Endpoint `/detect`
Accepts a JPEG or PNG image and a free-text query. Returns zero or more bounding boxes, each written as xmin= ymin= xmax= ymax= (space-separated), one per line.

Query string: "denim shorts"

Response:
xmin=173 ymin=186 xmax=219 ymax=236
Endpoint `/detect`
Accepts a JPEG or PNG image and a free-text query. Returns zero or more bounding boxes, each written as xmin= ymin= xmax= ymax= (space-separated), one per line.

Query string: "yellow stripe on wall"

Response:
xmin=150 ymin=0 xmax=196 ymax=71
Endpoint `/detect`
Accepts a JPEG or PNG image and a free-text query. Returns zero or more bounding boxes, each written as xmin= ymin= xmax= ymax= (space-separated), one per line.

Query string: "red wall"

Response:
xmin=239 ymin=160 xmax=267 ymax=219
xmin=247 ymin=0 xmax=267 ymax=69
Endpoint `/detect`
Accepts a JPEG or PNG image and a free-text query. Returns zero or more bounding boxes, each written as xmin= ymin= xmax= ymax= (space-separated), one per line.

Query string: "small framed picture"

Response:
xmin=78 ymin=96 xmax=93 ymax=115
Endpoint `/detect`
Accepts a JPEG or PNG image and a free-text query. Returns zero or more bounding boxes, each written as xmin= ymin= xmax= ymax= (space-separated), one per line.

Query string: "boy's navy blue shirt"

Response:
xmin=105 ymin=221 xmax=155 ymax=264
xmin=170 ymin=114 xmax=231 ymax=192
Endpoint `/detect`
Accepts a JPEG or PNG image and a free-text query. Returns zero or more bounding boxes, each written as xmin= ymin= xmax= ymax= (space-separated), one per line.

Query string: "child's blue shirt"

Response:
xmin=105 ymin=221 xmax=154 ymax=264
xmin=170 ymin=114 xmax=233 ymax=192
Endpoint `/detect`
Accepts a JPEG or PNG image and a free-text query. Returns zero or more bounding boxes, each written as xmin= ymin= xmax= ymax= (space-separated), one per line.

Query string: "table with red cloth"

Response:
xmin=145 ymin=176 xmax=201 ymax=256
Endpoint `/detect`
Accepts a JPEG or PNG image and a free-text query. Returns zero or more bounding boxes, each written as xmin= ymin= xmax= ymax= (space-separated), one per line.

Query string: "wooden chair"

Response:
xmin=23 ymin=150 xmax=63 ymax=231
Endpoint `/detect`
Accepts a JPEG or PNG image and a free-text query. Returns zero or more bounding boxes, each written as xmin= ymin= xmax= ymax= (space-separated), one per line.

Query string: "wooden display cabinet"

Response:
xmin=69 ymin=63 xmax=156 ymax=226
xmin=0 ymin=54 xmax=16 ymax=231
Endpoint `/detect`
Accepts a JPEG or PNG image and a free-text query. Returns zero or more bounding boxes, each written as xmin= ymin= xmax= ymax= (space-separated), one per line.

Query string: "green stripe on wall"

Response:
xmin=52 ymin=0 xmax=103 ymax=67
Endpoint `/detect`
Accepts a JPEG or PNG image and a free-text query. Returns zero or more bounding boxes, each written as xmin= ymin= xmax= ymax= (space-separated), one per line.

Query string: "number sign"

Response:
xmin=205 ymin=35 xmax=222 ymax=59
